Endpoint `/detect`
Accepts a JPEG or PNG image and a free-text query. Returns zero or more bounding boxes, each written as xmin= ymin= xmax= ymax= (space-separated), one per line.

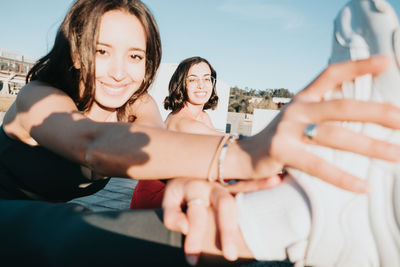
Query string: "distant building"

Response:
xmin=226 ymin=112 xmax=253 ymax=136
xmin=0 ymin=49 xmax=36 ymax=96
xmin=272 ymin=97 xmax=291 ymax=109
xmin=249 ymin=97 xmax=263 ymax=104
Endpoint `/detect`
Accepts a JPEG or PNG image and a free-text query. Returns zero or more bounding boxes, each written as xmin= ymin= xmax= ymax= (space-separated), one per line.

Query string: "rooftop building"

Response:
xmin=0 ymin=48 xmax=36 ymax=96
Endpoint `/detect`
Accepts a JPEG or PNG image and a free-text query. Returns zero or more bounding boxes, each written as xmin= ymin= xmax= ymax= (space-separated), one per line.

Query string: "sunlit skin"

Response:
xmin=89 ymin=10 xmax=147 ymax=121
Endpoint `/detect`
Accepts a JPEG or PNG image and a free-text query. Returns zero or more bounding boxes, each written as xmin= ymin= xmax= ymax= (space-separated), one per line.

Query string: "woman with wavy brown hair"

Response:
xmin=130 ymin=57 xmax=230 ymax=210
xmin=164 ymin=56 xmax=219 ymax=134
xmin=164 ymin=57 xmax=218 ymax=131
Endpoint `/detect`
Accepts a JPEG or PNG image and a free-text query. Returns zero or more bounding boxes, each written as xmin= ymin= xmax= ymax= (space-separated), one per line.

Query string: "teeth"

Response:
xmin=100 ymin=81 xmax=127 ymax=95
xmin=104 ymin=85 xmax=123 ymax=92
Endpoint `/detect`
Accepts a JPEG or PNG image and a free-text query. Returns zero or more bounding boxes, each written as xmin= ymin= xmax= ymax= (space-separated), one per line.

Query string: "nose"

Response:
xmin=197 ymin=79 xmax=205 ymax=89
xmin=108 ymin=56 xmax=126 ymax=81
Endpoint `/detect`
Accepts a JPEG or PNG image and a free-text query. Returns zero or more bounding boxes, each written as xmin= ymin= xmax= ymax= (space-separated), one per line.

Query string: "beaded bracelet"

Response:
xmin=218 ymin=134 xmax=238 ymax=185
xmin=207 ymin=134 xmax=230 ymax=182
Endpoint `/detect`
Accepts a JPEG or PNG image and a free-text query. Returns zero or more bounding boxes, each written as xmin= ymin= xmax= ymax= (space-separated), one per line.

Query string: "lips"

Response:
xmin=98 ymin=81 xmax=130 ymax=96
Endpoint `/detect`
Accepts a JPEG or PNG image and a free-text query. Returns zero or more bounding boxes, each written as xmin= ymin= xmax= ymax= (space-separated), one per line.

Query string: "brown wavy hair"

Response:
xmin=164 ymin=56 xmax=218 ymax=113
xmin=27 ymin=0 xmax=161 ymax=122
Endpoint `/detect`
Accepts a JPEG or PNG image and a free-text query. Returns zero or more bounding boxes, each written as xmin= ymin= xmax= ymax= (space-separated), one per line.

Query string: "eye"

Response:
xmin=96 ymin=49 xmax=108 ymax=56
xmin=130 ymin=54 xmax=144 ymax=62
xmin=187 ymin=78 xmax=196 ymax=83
xmin=204 ymin=77 xmax=212 ymax=82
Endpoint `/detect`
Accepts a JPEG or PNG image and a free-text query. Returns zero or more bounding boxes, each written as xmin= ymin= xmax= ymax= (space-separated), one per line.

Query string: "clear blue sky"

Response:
xmin=2 ymin=0 xmax=400 ymax=93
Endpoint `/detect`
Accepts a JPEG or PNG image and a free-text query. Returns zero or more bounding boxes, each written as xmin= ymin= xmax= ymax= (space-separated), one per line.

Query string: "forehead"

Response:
xmin=98 ymin=10 xmax=146 ymax=50
xmin=187 ymin=62 xmax=211 ymax=76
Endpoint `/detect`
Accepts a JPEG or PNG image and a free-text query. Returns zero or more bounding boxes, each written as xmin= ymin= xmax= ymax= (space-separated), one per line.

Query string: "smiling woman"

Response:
xmin=131 ymin=56 xmax=224 ymax=210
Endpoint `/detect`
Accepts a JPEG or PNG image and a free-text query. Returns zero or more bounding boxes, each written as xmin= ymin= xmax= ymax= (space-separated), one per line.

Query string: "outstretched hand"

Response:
xmin=250 ymin=55 xmax=400 ymax=193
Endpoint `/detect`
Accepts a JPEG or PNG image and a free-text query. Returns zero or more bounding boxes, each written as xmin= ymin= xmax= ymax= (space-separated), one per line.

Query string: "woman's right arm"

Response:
xmin=7 ymin=56 xmax=400 ymax=191
xmin=7 ymin=81 xmax=231 ymax=180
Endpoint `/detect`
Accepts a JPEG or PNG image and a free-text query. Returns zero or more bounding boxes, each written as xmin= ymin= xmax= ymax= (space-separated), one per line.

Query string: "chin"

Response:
xmin=96 ymin=94 xmax=132 ymax=110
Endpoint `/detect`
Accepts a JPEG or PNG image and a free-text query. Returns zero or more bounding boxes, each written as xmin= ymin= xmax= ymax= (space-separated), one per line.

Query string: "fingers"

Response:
xmin=309 ymin=123 xmax=400 ymax=163
xmin=227 ymin=175 xmax=282 ymax=194
xmin=162 ymin=180 xmax=189 ymax=234
xmin=286 ymin=147 xmax=368 ymax=193
xmin=184 ymin=200 xmax=209 ymax=254
xmin=296 ymin=55 xmax=390 ymax=101
xmin=163 ymin=204 xmax=189 ymax=234
xmin=183 ymin=197 xmax=211 ymax=267
xmin=163 ymin=179 xmax=211 ymax=266
xmin=304 ymin=99 xmax=400 ymax=128
xmin=258 ymin=56 xmax=395 ymax=193
xmin=210 ymin=187 xmax=240 ymax=261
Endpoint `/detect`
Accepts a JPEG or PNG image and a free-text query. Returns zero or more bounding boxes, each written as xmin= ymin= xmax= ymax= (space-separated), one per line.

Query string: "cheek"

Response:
xmin=187 ymin=88 xmax=195 ymax=97
xmin=95 ymin=58 xmax=108 ymax=77
xmin=128 ymin=62 xmax=146 ymax=81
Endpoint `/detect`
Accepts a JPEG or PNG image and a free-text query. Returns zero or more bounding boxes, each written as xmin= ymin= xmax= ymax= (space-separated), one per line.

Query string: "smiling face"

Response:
xmin=185 ymin=62 xmax=214 ymax=107
xmin=94 ymin=10 xmax=146 ymax=110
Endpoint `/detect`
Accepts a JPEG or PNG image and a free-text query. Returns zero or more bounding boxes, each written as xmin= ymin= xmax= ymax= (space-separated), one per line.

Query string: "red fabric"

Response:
xmin=130 ymin=180 xmax=166 ymax=209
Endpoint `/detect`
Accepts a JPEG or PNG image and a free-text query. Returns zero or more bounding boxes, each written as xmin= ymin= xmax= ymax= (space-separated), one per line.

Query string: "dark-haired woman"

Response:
xmin=1 ymin=0 xmax=400 ymax=265
xmin=163 ymin=56 xmax=220 ymax=135
xmin=130 ymin=57 xmax=234 ymax=209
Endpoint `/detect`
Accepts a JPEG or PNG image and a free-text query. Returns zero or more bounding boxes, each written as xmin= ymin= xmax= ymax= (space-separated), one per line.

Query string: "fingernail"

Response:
xmin=224 ymin=244 xmax=238 ymax=261
xmin=185 ymin=254 xmax=199 ymax=266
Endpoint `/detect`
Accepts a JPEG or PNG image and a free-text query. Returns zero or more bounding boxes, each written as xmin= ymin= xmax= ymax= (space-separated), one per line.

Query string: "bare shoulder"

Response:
xmin=16 ymin=80 xmax=76 ymax=112
xmin=171 ymin=115 xmax=222 ymax=136
xmin=131 ymin=93 xmax=156 ymax=107
xmin=165 ymin=112 xmax=187 ymax=131
xmin=202 ymin=111 xmax=214 ymax=128
xmin=165 ymin=113 xmax=190 ymax=131
xmin=129 ymin=93 xmax=164 ymax=128
xmin=19 ymin=80 xmax=71 ymax=98
xmin=4 ymin=80 xmax=80 ymax=145
xmin=129 ymin=93 xmax=158 ymax=114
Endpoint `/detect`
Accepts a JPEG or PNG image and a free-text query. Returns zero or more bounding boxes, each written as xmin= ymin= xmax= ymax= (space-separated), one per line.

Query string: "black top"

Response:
xmin=0 ymin=126 xmax=109 ymax=201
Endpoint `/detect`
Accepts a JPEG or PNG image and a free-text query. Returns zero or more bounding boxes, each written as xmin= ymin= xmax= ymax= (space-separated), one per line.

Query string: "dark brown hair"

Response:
xmin=27 ymin=0 xmax=161 ymax=122
xmin=164 ymin=56 xmax=218 ymax=113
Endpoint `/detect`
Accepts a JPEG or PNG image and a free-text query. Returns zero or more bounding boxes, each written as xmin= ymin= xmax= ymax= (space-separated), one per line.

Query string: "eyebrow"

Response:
xmin=187 ymin=74 xmax=212 ymax=78
xmin=96 ymin=42 xmax=146 ymax=53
